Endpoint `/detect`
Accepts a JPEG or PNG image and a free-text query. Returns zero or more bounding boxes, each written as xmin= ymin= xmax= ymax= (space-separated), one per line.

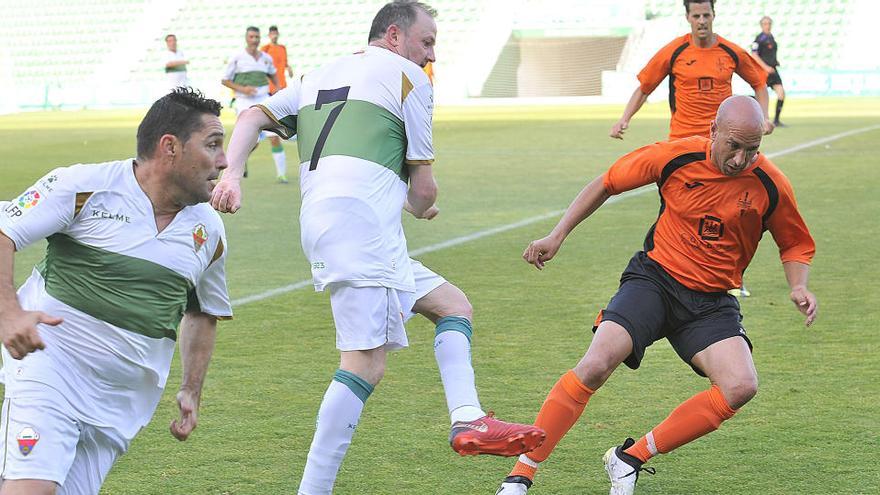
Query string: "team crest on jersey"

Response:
xmin=192 ymin=224 xmax=208 ymax=252
xmin=17 ymin=426 xmax=40 ymax=456
xmin=16 ymin=190 xmax=42 ymax=210
xmin=699 ymin=215 xmax=725 ymax=241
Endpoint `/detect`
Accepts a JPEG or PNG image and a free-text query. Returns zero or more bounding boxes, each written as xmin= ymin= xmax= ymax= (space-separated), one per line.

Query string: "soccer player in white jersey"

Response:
xmin=0 ymin=88 xmax=232 ymax=495
xmin=222 ymin=26 xmax=288 ymax=184
xmin=164 ymin=34 xmax=188 ymax=90
xmin=211 ymin=2 xmax=545 ymax=493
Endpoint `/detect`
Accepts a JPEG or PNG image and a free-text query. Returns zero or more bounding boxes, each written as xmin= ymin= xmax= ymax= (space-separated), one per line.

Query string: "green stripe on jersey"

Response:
xmin=297 ymin=99 xmax=407 ymax=181
xmin=165 ymin=65 xmax=186 ymax=73
xmin=39 ymin=233 xmax=193 ymax=340
xmin=232 ymin=71 xmax=269 ymax=87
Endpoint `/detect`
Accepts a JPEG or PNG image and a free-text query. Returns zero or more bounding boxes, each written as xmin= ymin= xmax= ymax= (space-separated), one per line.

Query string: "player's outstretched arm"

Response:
xmin=0 ymin=233 xmax=61 ymax=359
xmin=783 ymin=261 xmax=818 ymax=327
xmin=210 ymin=107 xmax=274 ymax=214
xmin=523 ymin=175 xmax=610 ymax=270
xmin=610 ymin=88 xmax=649 ymax=139
xmin=171 ymin=311 xmax=218 ymax=441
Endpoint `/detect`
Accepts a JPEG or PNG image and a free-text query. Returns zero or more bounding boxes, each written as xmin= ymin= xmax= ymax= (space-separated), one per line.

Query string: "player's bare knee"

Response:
xmin=720 ymin=375 xmax=758 ymax=409
xmin=573 ymin=353 xmax=617 ymax=390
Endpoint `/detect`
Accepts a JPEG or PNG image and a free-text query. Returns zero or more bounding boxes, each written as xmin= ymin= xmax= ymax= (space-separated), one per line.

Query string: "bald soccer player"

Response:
xmin=498 ymin=95 xmax=816 ymax=495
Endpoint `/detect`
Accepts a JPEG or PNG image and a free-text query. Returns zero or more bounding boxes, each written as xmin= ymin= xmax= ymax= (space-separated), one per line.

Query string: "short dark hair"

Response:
xmin=269 ymin=25 xmax=279 ymax=32
xmin=165 ymin=34 xmax=176 ymax=41
xmin=368 ymin=1 xmax=437 ymax=42
xmin=246 ymin=26 xmax=259 ymax=33
xmin=683 ymin=0 xmax=714 ymax=14
xmin=136 ymin=87 xmax=222 ymax=160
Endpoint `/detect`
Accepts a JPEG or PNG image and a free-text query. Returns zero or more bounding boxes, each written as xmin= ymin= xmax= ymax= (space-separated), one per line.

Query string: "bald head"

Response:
xmin=716 ymin=95 xmax=765 ymax=134
xmin=710 ymin=96 xmax=765 ymax=176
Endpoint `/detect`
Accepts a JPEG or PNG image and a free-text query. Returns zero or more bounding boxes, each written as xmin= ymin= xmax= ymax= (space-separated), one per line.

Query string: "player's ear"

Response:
xmin=159 ymin=134 xmax=178 ymax=158
xmin=709 ymin=121 xmax=717 ymax=140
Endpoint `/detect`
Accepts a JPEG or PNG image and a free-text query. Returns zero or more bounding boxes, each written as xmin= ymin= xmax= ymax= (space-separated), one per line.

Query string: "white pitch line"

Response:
xmin=231 ymin=124 xmax=880 ymax=307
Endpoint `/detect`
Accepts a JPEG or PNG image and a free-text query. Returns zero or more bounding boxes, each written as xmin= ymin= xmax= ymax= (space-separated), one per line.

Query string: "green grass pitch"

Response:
xmin=0 ymin=98 xmax=878 ymax=494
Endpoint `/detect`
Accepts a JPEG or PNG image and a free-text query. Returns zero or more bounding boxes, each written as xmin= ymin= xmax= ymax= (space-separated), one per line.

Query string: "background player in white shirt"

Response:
xmin=221 ymin=26 xmax=288 ymax=184
xmin=0 ymin=88 xmax=232 ymax=495
xmin=164 ymin=34 xmax=188 ymax=90
xmin=211 ymin=2 xmax=545 ymax=494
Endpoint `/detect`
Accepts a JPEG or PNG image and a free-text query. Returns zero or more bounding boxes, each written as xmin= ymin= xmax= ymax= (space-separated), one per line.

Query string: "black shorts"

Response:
xmin=767 ymin=69 xmax=783 ymax=87
xmin=593 ymin=251 xmax=752 ymax=376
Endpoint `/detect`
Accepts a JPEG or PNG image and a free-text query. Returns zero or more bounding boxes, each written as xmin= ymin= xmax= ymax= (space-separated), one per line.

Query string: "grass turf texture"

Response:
xmin=1 ymin=98 xmax=878 ymax=494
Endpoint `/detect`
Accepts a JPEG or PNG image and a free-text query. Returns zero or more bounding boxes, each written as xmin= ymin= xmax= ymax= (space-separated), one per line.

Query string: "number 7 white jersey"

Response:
xmin=257 ymin=46 xmax=434 ymax=292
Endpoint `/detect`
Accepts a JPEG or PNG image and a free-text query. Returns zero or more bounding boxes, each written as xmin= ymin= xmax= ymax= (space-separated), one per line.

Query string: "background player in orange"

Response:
xmin=751 ymin=16 xmax=786 ymax=127
xmin=497 ymin=95 xmax=817 ymax=495
xmin=610 ymin=0 xmax=773 ymax=141
xmin=261 ymin=25 xmax=293 ymax=95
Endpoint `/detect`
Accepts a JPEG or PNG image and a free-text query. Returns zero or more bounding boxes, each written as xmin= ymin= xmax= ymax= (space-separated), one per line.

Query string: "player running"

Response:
xmin=0 ymin=88 xmax=232 ymax=495
xmin=211 ymin=2 xmax=545 ymax=494
xmin=497 ymin=95 xmax=817 ymax=494
xmin=610 ymin=0 xmax=773 ymax=141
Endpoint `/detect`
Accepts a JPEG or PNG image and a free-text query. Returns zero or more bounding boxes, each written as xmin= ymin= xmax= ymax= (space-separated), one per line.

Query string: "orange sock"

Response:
xmin=509 ymin=370 xmax=594 ymax=479
xmin=624 ymin=384 xmax=737 ymax=463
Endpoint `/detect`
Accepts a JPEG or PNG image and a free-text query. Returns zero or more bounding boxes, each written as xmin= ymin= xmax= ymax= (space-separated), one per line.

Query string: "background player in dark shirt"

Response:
xmin=751 ymin=16 xmax=786 ymax=127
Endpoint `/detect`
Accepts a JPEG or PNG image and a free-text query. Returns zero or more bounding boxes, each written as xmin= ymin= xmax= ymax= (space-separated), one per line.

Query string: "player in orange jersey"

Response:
xmin=497 ymin=95 xmax=817 ymax=495
xmin=610 ymin=0 xmax=773 ymax=141
xmin=261 ymin=25 xmax=293 ymax=95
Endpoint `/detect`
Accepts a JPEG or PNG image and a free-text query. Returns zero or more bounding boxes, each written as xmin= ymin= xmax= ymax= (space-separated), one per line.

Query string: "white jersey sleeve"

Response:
xmin=257 ymin=78 xmax=302 ymax=139
xmin=264 ymin=53 xmax=277 ymax=75
xmin=222 ymin=55 xmax=237 ymax=82
xmin=403 ymin=77 xmax=434 ymax=165
xmin=0 ymin=167 xmax=80 ymax=250
xmin=191 ymin=228 xmax=233 ymax=319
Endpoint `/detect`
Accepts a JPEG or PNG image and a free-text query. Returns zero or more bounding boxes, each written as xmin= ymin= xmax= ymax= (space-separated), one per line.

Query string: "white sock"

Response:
xmin=298 ymin=371 xmax=372 ymax=495
xmin=272 ymin=149 xmax=286 ymax=177
xmin=434 ymin=316 xmax=484 ymax=424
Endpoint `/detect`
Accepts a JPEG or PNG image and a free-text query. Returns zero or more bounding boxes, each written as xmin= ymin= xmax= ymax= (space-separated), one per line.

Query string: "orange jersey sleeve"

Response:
xmin=732 ymin=41 xmax=768 ymax=90
xmin=758 ymin=163 xmax=815 ymax=264
xmin=637 ymin=35 xmax=689 ymax=95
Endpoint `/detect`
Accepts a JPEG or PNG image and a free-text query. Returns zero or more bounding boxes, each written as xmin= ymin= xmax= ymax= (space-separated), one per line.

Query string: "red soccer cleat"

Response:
xmin=449 ymin=412 xmax=546 ymax=457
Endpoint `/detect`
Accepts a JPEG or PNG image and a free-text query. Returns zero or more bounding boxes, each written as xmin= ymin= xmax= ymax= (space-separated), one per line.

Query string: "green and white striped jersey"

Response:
xmin=257 ymin=46 xmax=434 ymax=292
xmin=223 ymin=49 xmax=276 ymax=100
xmin=0 ymin=159 xmax=231 ymax=441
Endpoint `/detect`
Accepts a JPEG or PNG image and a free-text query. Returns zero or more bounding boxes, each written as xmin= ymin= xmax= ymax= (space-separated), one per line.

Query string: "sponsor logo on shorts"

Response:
xmin=16 ymin=190 xmax=41 ymax=210
xmin=16 ymin=426 xmax=40 ymax=456
xmin=192 ymin=224 xmax=208 ymax=252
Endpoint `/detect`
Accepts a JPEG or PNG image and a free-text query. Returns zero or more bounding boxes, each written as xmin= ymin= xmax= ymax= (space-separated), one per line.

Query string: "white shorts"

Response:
xmin=0 ymin=384 xmax=125 ymax=494
xmin=329 ymin=260 xmax=446 ymax=351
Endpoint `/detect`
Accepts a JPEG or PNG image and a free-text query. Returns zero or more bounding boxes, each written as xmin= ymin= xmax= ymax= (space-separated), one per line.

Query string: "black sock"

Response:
xmin=774 ymin=99 xmax=784 ymax=123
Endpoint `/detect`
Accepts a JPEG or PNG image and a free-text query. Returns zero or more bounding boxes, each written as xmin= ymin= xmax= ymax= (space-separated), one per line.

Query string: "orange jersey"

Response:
xmin=638 ymin=34 xmax=767 ymax=140
xmin=261 ymin=43 xmax=289 ymax=93
xmin=603 ymin=136 xmax=814 ymax=292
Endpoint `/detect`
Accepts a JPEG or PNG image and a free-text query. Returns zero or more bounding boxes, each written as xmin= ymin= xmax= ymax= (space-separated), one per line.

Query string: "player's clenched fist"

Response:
xmin=210 ymin=178 xmax=242 ymax=214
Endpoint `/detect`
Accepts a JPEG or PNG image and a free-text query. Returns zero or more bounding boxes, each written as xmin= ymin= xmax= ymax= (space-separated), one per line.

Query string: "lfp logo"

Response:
xmin=17 ymin=190 xmax=41 ymax=209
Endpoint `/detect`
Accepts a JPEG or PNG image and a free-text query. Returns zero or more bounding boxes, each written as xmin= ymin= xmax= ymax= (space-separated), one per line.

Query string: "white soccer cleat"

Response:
xmin=603 ymin=438 xmax=654 ymax=495
xmin=495 ymin=475 xmax=532 ymax=494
